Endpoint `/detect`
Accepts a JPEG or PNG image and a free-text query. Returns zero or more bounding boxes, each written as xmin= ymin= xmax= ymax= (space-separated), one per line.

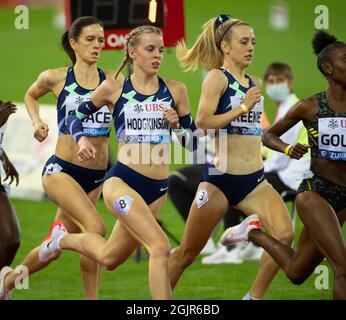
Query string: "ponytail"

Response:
xmin=61 ymin=29 xmax=76 ymax=65
xmin=115 ymin=56 xmax=129 ymax=79
xmin=176 ymin=17 xmax=250 ymax=72
xmin=176 ymin=18 xmax=223 ymax=71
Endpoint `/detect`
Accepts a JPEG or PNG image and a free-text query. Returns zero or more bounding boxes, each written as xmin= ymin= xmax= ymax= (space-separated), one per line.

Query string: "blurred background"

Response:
xmin=0 ymin=0 xmax=345 ymax=299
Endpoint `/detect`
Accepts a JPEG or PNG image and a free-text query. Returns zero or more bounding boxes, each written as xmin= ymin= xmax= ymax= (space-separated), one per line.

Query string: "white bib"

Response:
xmin=318 ymin=117 xmax=346 ymax=160
xmin=231 ymin=96 xmax=264 ymax=128
xmin=65 ymin=95 xmax=112 ymax=136
xmin=124 ymin=101 xmax=171 ymax=143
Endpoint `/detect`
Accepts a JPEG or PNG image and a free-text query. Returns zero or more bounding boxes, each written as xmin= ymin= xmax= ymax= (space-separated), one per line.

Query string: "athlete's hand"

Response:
xmin=0 ymin=101 xmax=17 ymax=127
xmin=243 ymin=87 xmax=262 ymax=111
xmin=289 ymin=143 xmax=309 ymax=160
xmin=1 ymin=152 xmax=19 ymax=186
xmin=33 ymin=119 xmax=49 ymax=142
xmin=163 ymin=108 xmax=179 ymax=129
xmin=77 ymin=136 xmax=96 ymax=162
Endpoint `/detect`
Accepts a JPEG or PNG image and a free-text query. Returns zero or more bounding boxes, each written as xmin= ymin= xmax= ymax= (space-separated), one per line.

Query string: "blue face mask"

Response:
xmin=266 ymin=82 xmax=290 ymax=102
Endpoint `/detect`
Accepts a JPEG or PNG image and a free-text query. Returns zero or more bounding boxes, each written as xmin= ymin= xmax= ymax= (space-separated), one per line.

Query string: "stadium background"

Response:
xmin=0 ymin=0 xmax=345 ymax=299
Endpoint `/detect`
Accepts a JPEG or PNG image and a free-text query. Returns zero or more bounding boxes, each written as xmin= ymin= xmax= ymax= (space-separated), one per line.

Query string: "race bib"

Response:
xmin=318 ymin=117 xmax=346 ymax=161
xmin=124 ymin=101 xmax=171 ymax=143
xmin=65 ymin=95 xmax=112 ymax=136
xmin=228 ymin=96 xmax=264 ymax=136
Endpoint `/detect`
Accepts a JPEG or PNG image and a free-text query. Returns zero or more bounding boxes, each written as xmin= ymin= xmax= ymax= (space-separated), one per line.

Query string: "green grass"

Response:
xmin=1 ymin=1 xmax=345 ymax=299
xmin=10 ymin=197 xmax=341 ymax=300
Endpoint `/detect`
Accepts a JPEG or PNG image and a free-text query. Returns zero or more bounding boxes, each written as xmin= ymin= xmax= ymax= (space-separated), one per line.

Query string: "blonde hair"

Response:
xmin=177 ymin=17 xmax=250 ymax=71
xmin=115 ymin=25 xmax=163 ymax=79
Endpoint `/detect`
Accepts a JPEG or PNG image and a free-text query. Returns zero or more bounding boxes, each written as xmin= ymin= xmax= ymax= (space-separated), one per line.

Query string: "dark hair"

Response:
xmin=264 ymin=62 xmax=293 ymax=81
xmin=312 ymin=31 xmax=345 ymax=76
xmin=61 ymin=16 xmax=104 ymax=65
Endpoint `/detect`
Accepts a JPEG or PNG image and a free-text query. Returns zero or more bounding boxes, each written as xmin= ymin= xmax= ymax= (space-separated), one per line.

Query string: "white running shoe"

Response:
xmin=201 ymin=245 xmax=243 ymax=265
xmin=239 ymin=242 xmax=264 ymax=261
xmin=0 ymin=266 xmax=12 ymax=300
xmin=219 ymin=214 xmax=261 ymax=246
xmin=242 ymin=292 xmax=261 ymax=300
xmin=200 ymin=237 xmax=217 ymax=255
xmin=39 ymin=221 xmax=67 ymax=262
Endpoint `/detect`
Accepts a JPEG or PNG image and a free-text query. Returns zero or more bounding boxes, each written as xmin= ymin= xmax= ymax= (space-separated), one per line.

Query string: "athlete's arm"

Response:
xmin=196 ymin=69 xmax=261 ymax=130
xmin=0 ymin=150 xmax=19 ymax=186
xmin=24 ymin=69 xmax=64 ymax=142
xmin=67 ymin=79 xmax=122 ymax=161
xmin=105 ymin=69 xmax=124 ymax=81
xmin=0 ymin=101 xmax=17 ymax=127
xmin=67 ymin=78 xmax=120 ymax=141
xmin=166 ymin=80 xmax=198 ymax=151
xmin=262 ymin=99 xmax=313 ymax=159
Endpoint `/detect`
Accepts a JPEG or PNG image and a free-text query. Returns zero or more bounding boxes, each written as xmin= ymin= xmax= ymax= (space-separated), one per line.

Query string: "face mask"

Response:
xmin=266 ymin=82 xmax=290 ymax=102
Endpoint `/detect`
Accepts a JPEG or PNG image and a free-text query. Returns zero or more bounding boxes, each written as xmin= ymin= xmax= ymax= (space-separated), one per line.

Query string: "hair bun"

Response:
xmin=312 ymin=31 xmax=337 ymax=55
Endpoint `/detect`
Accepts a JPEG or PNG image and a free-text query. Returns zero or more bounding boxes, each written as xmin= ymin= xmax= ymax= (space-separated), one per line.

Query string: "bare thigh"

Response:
xmin=237 ymin=181 xmax=293 ymax=241
xmin=179 ymin=182 xmax=229 ymax=254
xmin=42 ymin=173 xmax=104 ymax=233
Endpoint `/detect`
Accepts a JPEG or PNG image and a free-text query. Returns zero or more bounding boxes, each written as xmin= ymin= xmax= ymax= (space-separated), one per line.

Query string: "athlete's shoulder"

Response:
xmin=37 ymin=67 xmax=68 ymax=87
xmin=298 ymin=94 xmax=318 ymax=109
xmin=202 ymin=68 xmax=228 ymax=93
xmin=248 ymin=74 xmax=262 ymax=88
xmin=97 ymin=77 xmax=125 ymax=94
xmin=164 ymin=79 xmax=187 ymax=92
xmin=207 ymin=68 xmax=227 ymax=78
xmin=104 ymin=69 xmax=125 ymax=81
xmin=290 ymin=94 xmax=318 ymax=122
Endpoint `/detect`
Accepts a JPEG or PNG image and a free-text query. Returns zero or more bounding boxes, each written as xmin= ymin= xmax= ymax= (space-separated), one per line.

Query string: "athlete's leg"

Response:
xmin=249 ymin=194 xmax=346 ymax=298
xmin=294 ymin=192 xmax=346 ymax=299
xmin=0 ymin=190 xmax=20 ymax=269
xmin=168 ymin=182 xmax=229 ymax=289
xmin=97 ymin=192 xmax=165 ymax=271
xmin=42 ymin=174 xmax=105 ymax=299
xmin=3 ymin=208 xmax=80 ymax=292
xmin=249 ymin=226 xmax=324 ymax=285
xmin=236 ymin=181 xmax=294 ymax=299
xmin=79 ymin=187 xmax=103 ymax=299
xmin=60 ymin=178 xmax=171 ymax=299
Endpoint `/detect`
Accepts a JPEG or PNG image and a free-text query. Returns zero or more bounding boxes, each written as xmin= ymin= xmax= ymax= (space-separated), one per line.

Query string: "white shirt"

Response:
xmin=264 ymin=93 xmax=310 ymax=190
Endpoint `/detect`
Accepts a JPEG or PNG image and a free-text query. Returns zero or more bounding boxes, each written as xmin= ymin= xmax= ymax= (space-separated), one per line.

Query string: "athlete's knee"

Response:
xmin=100 ymin=255 xmax=120 ymax=271
xmin=287 ymin=270 xmax=308 ymax=285
xmin=148 ymin=241 xmax=171 ymax=260
xmin=83 ymin=220 xmax=106 ymax=237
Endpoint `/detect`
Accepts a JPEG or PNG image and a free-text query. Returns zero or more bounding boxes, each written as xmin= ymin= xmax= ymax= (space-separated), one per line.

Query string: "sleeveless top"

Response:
xmin=57 ymin=67 xmax=112 ymax=137
xmin=305 ymin=91 xmax=346 ymax=161
xmin=113 ymin=76 xmax=176 ymax=144
xmin=215 ymin=67 xmax=264 ymax=136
